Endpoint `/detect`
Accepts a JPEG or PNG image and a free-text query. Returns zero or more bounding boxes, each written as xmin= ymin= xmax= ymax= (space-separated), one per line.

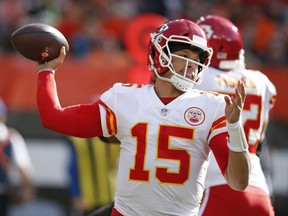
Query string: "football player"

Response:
xmin=0 ymin=98 xmax=35 ymax=216
xmin=197 ymin=15 xmax=276 ymax=216
xmin=35 ymin=19 xmax=250 ymax=215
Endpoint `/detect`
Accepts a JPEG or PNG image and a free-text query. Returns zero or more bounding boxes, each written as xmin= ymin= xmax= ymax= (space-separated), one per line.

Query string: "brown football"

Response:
xmin=10 ymin=23 xmax=69 ymax=63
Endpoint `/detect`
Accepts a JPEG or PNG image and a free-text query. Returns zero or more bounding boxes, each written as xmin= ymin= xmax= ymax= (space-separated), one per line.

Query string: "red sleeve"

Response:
xmin=37 ymin=71 xmax=103 ymax=138
xmin=209 ymin=132 xmax=229 ymax=175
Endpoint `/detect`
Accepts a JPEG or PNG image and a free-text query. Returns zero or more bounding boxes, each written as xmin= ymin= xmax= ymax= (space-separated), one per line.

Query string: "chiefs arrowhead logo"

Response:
xmin=184 ymin=107 xmax=205 ymax=126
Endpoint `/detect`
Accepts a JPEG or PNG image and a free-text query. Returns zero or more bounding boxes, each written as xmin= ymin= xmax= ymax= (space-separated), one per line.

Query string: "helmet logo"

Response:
xmin=184 ymin=107 xmax=205 ymax=126
xmin=199 ymin=24 xmax=213 ymax=39
xmin=151 ymin=23 xmax=169 ymax=42
xmin=158 ymin=23 xmax=169 ymax=33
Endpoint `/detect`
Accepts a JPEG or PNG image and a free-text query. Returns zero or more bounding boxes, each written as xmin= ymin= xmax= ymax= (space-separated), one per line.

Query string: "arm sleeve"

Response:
xmin=209 ymin=132 xmax=229 ymax=175
xmin=37 ymin=71 xmax=103 ymax=138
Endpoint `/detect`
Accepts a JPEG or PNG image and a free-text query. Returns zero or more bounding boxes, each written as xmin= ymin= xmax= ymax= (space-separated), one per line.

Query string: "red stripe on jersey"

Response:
xmin=207 ymin=116 xmax=226 ymax=139
xmin=209 ymin=132 xmax=229 ymax=175
xmin=111 ymin=208 xmax=124 ymax=216
xmin=270 ymin=95 xmax=277 ymax=107
xmin=98 ymin=100 xmax=117 ymax=135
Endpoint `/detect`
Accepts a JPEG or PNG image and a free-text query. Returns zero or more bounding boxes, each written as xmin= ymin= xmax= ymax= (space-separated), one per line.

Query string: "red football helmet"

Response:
xmin=148 ymin=19 xmax=213 ymax=92
xmin=196 ymin=15 xmax=244 ymax=70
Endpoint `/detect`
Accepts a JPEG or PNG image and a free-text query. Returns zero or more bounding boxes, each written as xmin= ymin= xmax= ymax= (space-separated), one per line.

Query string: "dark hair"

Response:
xmin=168 ymin=42 xmax=208 ymax=64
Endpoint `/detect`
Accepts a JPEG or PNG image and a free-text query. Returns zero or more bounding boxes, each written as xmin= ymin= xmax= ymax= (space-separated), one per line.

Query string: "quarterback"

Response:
xmin=35 ymin=19 xmax=250 ymax=215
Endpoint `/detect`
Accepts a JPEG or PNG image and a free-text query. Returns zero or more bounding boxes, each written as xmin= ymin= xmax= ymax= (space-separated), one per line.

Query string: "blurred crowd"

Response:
xmin=1 ymin=0 xmax=288 ymax=67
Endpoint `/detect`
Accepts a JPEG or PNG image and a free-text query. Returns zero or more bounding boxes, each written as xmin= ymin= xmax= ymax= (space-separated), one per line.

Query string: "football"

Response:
xmin=10 ymin=23 xmax=69 ymax=63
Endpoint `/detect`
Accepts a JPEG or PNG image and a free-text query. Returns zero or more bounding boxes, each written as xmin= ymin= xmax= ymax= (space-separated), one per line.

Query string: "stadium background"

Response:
xmin=1 ymin=0 xmax=288 ymax=215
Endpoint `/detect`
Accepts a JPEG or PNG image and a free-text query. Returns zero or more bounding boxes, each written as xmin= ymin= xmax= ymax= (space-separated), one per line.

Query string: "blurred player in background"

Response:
xmin=0 ymin=97 xmax=35 ymax=216
xmin=35 ymin=19 xmax=250 ymax=215
xmin=196 ymin=15 xmax=276 ymax=216
xmin=67 ymin=136 xmax=119 ymax=216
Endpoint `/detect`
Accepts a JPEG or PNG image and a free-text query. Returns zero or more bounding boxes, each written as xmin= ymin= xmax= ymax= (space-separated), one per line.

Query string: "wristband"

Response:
xmin=37 ymin=67 xmax=55 ymax=74
xmin=227 ymin=120 xmax=248 ymax=152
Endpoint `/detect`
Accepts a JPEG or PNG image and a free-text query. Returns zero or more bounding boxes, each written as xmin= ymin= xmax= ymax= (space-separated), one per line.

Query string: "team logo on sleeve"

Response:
xmin=184 ymin=107 xmax=205 ymax=126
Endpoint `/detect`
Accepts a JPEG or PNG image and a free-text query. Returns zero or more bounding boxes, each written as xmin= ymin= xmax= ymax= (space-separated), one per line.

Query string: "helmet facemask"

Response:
xmin=149 ymin=33 xmax=213 ymax=92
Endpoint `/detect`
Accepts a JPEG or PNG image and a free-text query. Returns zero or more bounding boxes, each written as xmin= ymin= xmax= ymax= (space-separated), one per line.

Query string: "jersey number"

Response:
xmin=243 ymin=94 xmax=262 ymax=149
xmin=129 ymin=123 xmax=193 ymax=184
xmin=227 ymin=93 xmax=262 ymax=152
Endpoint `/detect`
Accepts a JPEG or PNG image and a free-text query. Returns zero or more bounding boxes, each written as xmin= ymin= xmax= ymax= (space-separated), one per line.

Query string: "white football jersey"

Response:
xmin=99 ymin=83 xmax=228 ymax=216
xmin=198 ymin=66 xmax=277 ymax=195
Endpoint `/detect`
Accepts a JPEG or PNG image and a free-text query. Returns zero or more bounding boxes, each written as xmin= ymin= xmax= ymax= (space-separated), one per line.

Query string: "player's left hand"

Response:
xmin=224 ymin=80 xmax=246 ymax=123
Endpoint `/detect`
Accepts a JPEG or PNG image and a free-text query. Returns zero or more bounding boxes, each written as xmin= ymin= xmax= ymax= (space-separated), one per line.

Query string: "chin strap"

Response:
xmin=170 ymin=74 xmax=194 ymax=92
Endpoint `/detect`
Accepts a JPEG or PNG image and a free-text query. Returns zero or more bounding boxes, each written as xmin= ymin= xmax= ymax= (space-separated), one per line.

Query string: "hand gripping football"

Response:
xmin=10 ymin=23 xmax=69 ymax=63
